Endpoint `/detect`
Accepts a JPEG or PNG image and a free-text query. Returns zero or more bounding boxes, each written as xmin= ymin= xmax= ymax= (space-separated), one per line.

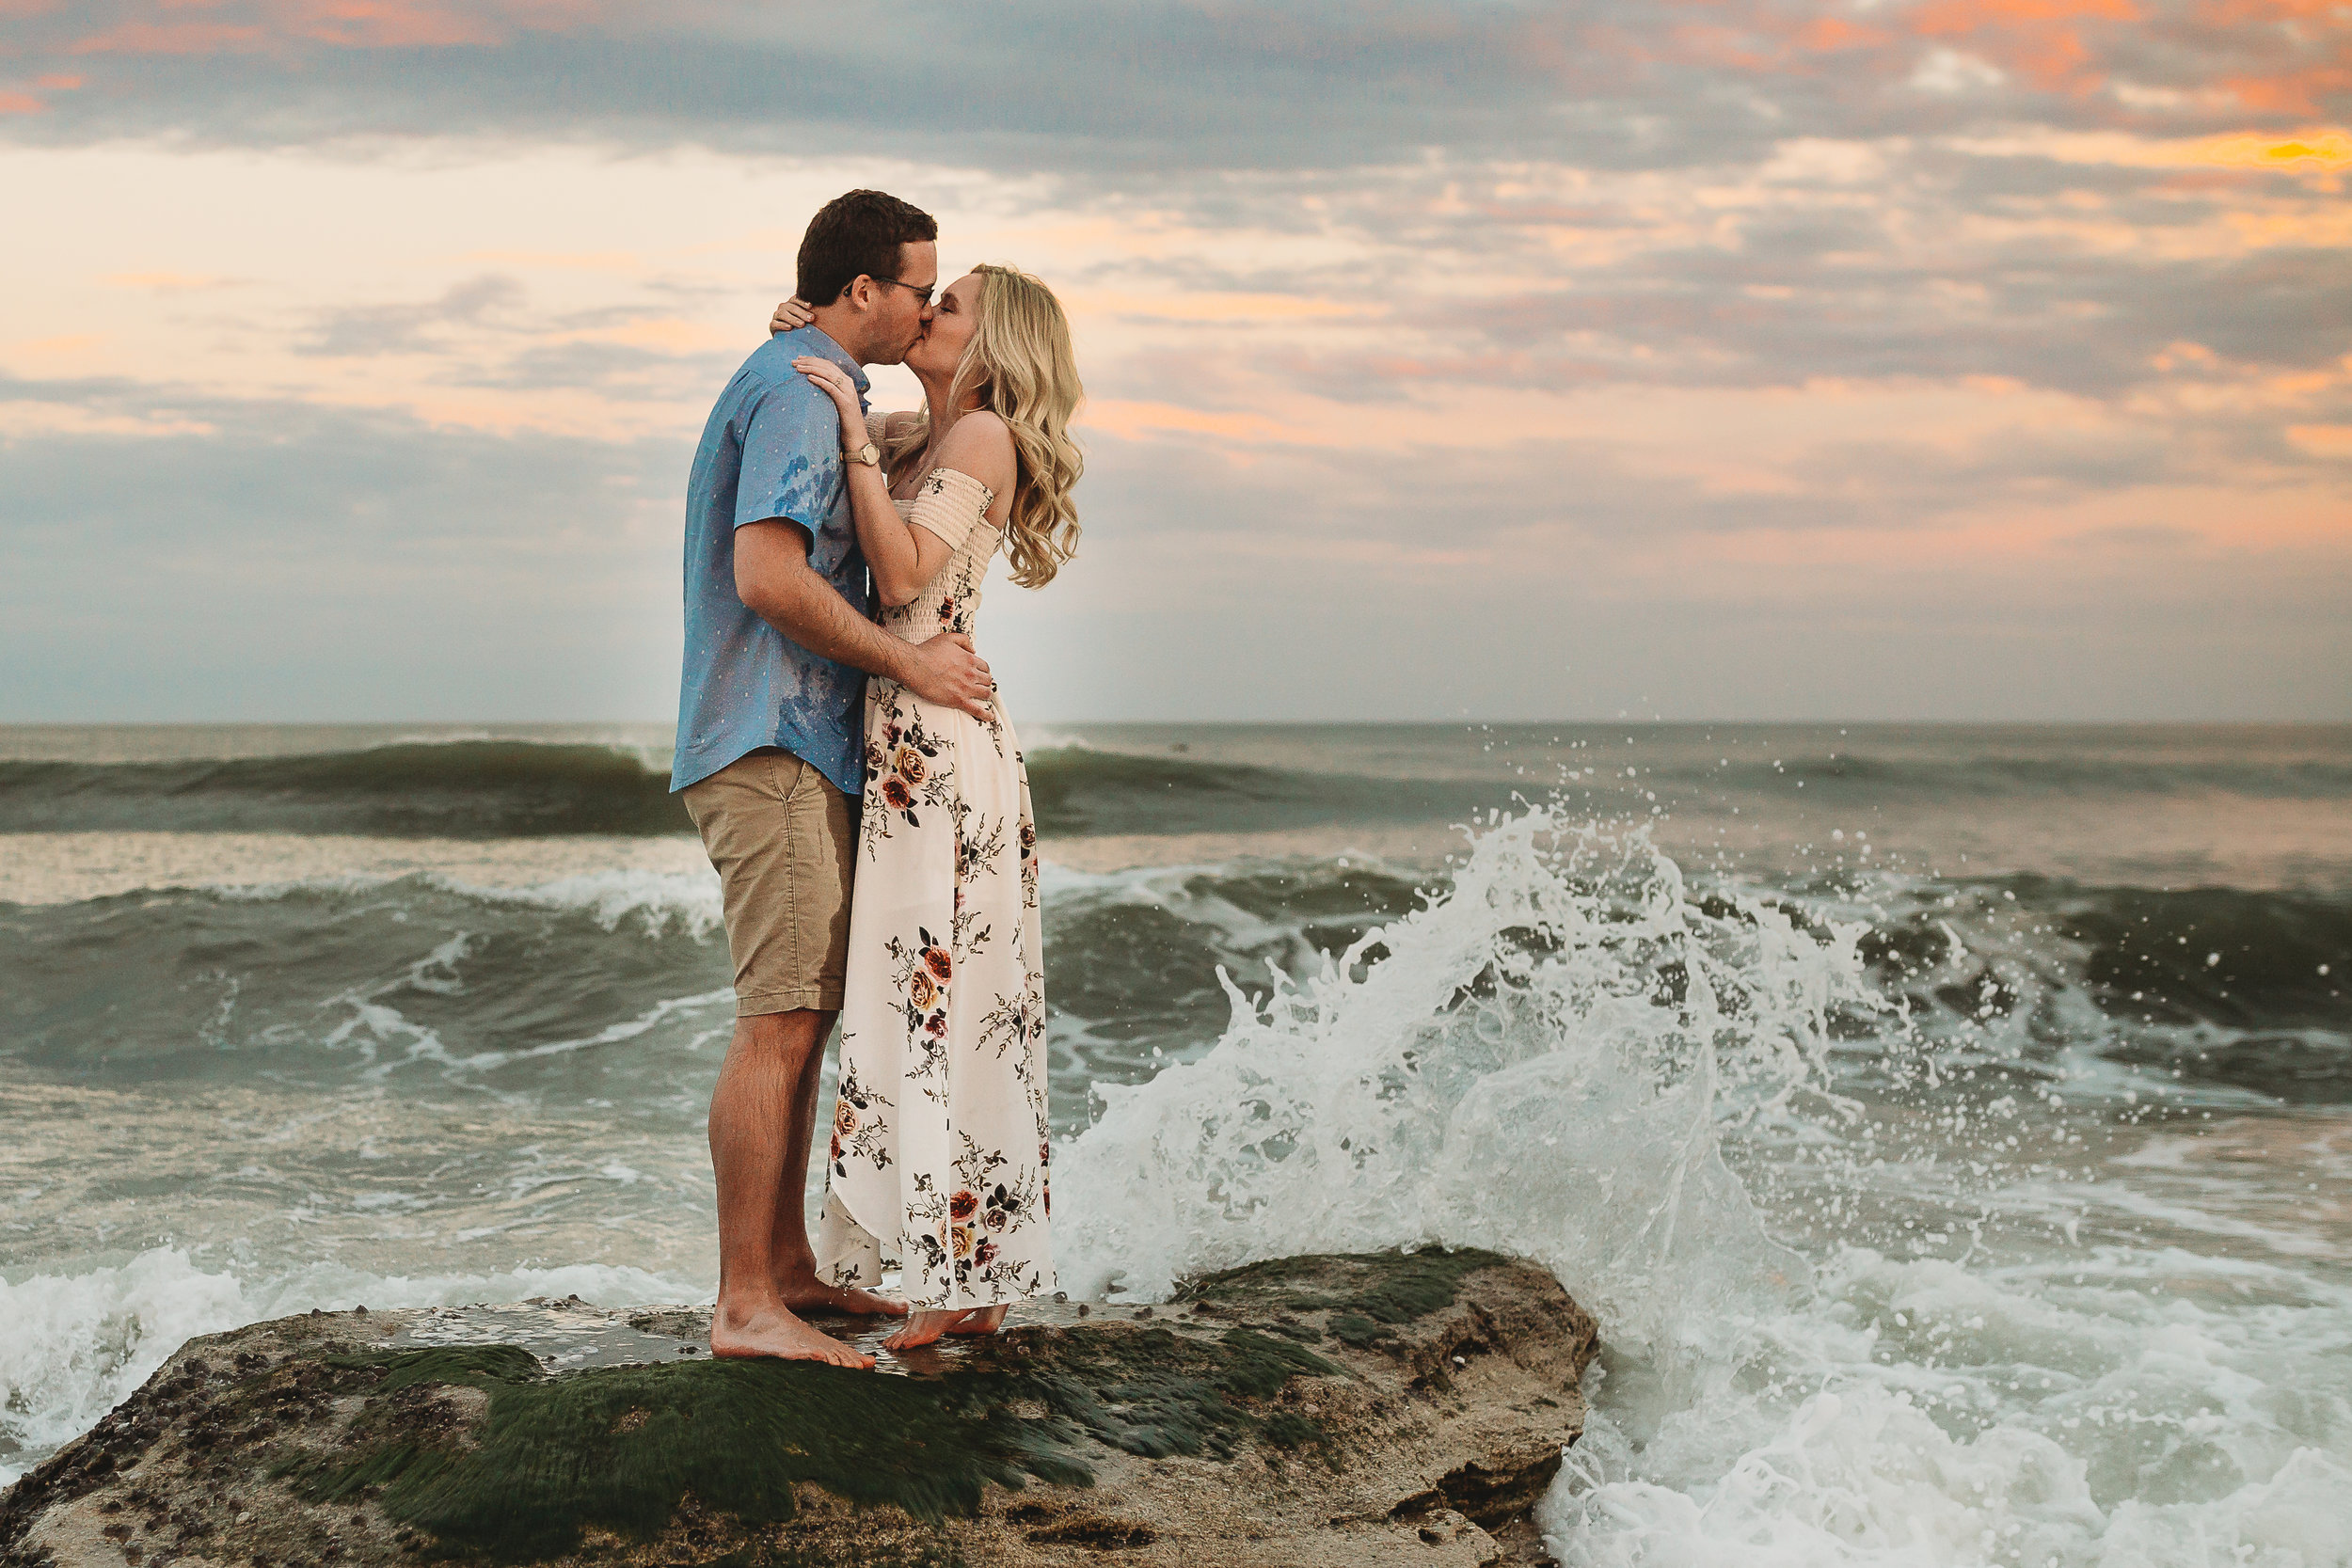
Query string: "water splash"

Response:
xmin=1057 ymin=805 xmax=1874 ymax=1357
xmin=1055 ymin=804 xmax=2352 ymax=1566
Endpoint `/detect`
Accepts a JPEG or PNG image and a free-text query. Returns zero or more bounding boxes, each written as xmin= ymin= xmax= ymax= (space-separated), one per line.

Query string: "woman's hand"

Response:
xmin=770 ymin=297 xmax=816 ymax=335
xmin=792 ymin=356 xmax=865 ymax=433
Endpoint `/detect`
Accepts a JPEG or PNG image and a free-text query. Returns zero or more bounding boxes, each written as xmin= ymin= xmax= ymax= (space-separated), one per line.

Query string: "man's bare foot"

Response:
xmin=882 ymin=1304 xmax=1008 ymax=1352
xmin=777 ymin=1278 xmax=909 ymax=1318
xmin=709 ymin=1300 xmax=874 ymax=1368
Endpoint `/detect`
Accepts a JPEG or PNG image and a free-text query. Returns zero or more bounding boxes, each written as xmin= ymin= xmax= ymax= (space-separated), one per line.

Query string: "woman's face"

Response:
xmin=906 ymin=271 xmax=984 ymax=378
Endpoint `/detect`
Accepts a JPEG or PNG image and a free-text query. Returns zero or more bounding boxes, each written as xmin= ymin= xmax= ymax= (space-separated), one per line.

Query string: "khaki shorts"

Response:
xmin=681 ymin=749 xmax=855 ymax=1016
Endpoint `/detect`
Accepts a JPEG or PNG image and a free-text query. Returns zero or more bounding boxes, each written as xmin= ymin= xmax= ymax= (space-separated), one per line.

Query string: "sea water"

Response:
xmin=3 ymin=722 xmax=2347 ymax=1566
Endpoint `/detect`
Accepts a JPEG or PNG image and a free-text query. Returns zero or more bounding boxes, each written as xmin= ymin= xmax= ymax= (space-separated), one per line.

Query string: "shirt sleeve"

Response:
xmin=734 ymin=377 xmax=850 ymax=538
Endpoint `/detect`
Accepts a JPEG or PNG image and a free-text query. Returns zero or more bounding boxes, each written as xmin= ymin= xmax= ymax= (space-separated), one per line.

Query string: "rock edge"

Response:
xmin=2 ymin=1248 xmax=1598 ymax=1568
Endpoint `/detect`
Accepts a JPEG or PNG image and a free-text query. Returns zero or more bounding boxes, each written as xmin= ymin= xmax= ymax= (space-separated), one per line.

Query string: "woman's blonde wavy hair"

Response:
xmin=882 ymin=263 xmax=1083 ymax=589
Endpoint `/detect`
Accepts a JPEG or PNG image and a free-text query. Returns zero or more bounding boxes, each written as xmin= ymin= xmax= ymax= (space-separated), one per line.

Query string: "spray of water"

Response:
xmin=1056 ymin=804 xmax=2352 ymax=1567
xmin=1058 ymin=804 xmax=1872 ymax=1357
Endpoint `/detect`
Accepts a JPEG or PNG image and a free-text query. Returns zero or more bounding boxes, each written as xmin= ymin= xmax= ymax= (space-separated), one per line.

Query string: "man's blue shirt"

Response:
xmin=671 ymin=327 xmax=871 ymax=796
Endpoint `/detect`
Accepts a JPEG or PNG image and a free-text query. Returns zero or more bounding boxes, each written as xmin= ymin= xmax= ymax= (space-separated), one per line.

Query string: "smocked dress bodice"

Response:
xmin=869 ymin=417 xmax=1002 ymax=645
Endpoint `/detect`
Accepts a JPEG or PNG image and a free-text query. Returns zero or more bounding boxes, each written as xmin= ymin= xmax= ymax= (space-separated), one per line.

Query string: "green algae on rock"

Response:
xmin=277 ymin=1350 xmax=1078 ymax=1560
xmin=1179 ymin=1246 xmax=1528 ymax=1358
xmin=1 ymin=1251 xmax=1598 ymax=1568
xmin=273 ymin=1321 xmax=1343 ymax=1560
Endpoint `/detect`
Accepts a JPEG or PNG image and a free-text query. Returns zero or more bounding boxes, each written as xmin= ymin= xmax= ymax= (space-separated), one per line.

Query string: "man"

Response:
xmin=672 ymin=189 xmax=993 ymax=1367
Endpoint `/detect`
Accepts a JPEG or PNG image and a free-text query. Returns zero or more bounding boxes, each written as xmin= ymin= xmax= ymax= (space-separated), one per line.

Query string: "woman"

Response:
xmin=774 ymin=264 xmax=1082 ymax=1351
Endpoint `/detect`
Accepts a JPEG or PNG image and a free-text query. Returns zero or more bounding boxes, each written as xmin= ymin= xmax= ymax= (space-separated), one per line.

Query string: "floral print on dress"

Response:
xmin=814 ymin=479 xmax=1053 ymax=1311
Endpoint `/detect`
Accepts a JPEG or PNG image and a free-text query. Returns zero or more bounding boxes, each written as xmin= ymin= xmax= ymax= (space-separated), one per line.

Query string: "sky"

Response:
xmin=3 ymin=0 xmax=2347 ymax=724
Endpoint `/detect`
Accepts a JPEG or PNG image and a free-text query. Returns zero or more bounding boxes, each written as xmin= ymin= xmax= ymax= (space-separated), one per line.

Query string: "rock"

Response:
xmin=0 ymin=1248 xmax=1597 ymax=1567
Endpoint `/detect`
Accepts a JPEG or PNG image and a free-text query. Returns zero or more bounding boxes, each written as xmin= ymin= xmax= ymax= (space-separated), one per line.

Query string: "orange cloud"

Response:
xmin=2196 ymin=0 xmax=2344 ymax=22
xmin=2222 ymin=63 xmax=2352 ymax=117
xmin=2193 ymin=0 xmax=2352 ymax=112
xmin=35 ymin=72 xmax=84 ymax=88
xmin=1065 ymin=291 xmax=1370 ymax=325
xmin=103 ymin=270 xmax=229 ymax=290
xmin=1081 ymin=400 xmax=1324 ymax=446
xmin=1955 ymin=124 xmax=2352 ymax=175
xmin=0 ymin=91 xmax=44 ymax=114
xmin=1793 ymin=17 xmax=1895 ymax=51
xmin=6 ymin=334 xmax=108 ymax=372
xmin=459 ymin=248 xmax=648 ymax=274
xmin=2287 ymin=424 xmax=2352 ymax=457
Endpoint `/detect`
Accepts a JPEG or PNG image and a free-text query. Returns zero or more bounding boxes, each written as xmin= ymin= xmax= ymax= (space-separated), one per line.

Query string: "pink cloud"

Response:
xmin=70 ymin=21 xmax=268 ymax=55
xmin=0 ymin=89 xmax=45 ymax=113
xmin=1908 ymin=0 xmax=2144 ymax=92
xmin=65 ymin=0 xmax=596 ymax=56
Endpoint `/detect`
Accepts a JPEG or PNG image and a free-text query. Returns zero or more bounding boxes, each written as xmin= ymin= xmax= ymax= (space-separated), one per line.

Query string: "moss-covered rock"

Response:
xmin=1 ymin=1250 xmax=1598 ymax=1568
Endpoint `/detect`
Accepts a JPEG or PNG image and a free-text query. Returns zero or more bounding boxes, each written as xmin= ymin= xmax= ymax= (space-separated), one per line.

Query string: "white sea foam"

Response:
xmin=1057 ymin=808 xmax=1854 ymax=1353
xmin=1053 ymin=804 xmax=2352 ymax=1566
xmin=0 ymin=1247 xmax=694 ymax=1488
xmin=0 ymin=832 xmax=715 ymax=908
xmin=441 ymin=865 xmax=726 ymax=938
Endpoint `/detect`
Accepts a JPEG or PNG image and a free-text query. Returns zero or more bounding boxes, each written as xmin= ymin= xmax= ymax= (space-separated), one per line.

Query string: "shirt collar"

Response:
xmin=795 ymin=325 xmax=870 ymax=396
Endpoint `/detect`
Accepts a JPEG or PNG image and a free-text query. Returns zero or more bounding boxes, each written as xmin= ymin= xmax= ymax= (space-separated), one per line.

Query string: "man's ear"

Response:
xmin=840 ymin=276 xmax=873 ymax=312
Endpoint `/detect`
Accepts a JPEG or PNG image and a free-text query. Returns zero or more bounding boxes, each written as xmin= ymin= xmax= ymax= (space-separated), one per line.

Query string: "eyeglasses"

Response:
xmin=869 ymin=276 xmax=937 ymax=309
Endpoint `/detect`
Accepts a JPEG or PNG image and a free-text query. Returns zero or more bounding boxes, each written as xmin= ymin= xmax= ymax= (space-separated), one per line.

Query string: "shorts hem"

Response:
xmin=736 ymin=987 xmax=844 ymax=1017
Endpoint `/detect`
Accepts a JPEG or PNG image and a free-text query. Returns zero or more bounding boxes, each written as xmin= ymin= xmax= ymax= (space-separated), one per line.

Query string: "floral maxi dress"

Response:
xmin=815 ymin=460 xmax=1053 ymax=1310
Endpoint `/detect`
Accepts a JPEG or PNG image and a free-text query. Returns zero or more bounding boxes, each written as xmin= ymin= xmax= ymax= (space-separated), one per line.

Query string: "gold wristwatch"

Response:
xmin=844 ymin=440 xmax=881 ymax=467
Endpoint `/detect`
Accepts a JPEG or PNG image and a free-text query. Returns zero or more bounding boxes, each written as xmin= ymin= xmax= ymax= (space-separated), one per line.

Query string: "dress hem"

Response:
xmin=818 ymin=1186 xmax=1057 ymax=1311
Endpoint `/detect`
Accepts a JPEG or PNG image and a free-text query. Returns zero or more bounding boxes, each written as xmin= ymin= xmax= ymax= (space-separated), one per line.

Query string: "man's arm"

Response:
xmin=735 ymin=520 xmax=994 ymax=720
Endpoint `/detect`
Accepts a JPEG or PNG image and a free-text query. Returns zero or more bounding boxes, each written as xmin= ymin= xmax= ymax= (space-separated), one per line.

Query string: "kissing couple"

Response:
xmin=668 ymin=190 xmax=1084 ymax=1368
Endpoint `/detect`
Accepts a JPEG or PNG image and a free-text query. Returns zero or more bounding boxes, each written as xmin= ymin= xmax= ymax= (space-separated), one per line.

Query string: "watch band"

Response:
xmin=844 ymin=440 xmax=881 ymax=467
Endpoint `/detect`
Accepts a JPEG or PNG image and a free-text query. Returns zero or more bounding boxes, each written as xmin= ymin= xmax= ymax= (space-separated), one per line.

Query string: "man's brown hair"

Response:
xmin=796 ymin=190 xmax=938 ymax=306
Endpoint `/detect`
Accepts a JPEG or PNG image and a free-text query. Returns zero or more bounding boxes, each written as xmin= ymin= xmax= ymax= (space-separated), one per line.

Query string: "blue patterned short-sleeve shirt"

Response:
xmin=671 ymin=327 xmax=870 ymax=796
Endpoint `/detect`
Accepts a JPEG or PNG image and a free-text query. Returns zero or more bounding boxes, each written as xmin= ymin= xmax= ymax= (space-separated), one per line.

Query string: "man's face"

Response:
xmin=865 ymin=240 xmax=938 ymax=365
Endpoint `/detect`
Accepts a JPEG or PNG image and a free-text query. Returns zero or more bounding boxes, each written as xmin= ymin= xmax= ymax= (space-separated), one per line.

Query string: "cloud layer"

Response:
xmin=2 ymin=0 xmax=2345 ymax=721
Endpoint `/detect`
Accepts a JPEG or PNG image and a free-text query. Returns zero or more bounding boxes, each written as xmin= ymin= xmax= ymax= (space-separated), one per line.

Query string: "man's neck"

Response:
xmin=804 ymin=309 xmax=865 ymax=365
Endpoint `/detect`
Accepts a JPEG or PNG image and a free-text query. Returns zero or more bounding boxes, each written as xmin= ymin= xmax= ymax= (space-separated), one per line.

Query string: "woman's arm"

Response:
xmin=792 ymin=357 xmax=961 ymax=606
xmin=862 ymin=414 xmax=1018 ymax=603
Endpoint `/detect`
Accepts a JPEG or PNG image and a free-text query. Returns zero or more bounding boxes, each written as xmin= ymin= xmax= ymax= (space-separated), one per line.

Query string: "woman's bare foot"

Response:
xmin=709 ymin=1299 xmax=874 ymax=1368
xmin=882 ymin=1308 xmax=962 ymax=1352
xmin=946 ymin=1304 xmax=1008 ymax=1335
xmin=882 ymin=1304 xmax=1009 ymax=1352
xmin=779 ymin=1278 xmax=909 ymax=1318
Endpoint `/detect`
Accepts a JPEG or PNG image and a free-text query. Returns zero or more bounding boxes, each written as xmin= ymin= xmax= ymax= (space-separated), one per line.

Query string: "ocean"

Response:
xmin=3 ymin=721 xmax=2347 ymax=1565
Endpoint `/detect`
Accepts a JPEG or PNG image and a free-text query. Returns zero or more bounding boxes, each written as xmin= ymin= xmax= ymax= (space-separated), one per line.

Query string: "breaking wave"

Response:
xmin=1050 ymin=805 xmax=2352 ymax=1565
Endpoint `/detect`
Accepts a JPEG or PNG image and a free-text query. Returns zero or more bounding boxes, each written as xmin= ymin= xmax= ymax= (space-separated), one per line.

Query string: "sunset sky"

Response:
xmin=4 ymin=0 xmax=2347 ymax=722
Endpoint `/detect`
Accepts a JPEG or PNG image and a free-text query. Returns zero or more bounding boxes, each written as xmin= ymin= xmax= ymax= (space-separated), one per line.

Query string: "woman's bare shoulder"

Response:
xmin=933 ymin=411 xmax=1017 ymax=489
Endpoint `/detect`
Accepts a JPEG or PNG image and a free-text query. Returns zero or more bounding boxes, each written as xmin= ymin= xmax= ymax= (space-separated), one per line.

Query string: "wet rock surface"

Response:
xmin=0 ymin=1249 xmax=1597 ymax=1568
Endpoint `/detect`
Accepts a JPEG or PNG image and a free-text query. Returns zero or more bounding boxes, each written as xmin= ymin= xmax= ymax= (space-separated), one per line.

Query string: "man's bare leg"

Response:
xmin=770 ymin=1018 xmax=904 ymax=1318
xmin=707 ymin=1009 xmax=872 ymax=1367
